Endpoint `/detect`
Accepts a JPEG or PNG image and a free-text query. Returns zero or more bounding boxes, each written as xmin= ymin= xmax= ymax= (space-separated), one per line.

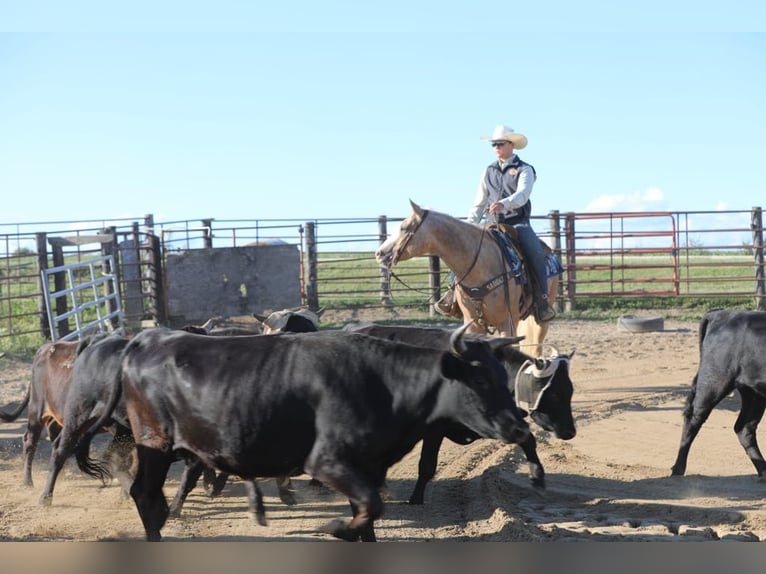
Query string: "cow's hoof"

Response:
xmin=38 ymin=495 xmax=53 ymax=507
xmin=252 ymin=512 xmax=268 ymax=527
xmin=531 ymin=477 xmax=546 ymax=489
xmin=319 ymin=519 xmax=360 ymax=541
xmin=278 ymin=491 xmax=297 ymax=506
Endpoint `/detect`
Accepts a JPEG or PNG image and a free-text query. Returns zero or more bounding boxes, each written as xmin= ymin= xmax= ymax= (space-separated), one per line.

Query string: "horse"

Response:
xmin=375 ymin=200 xmax=561 ymax=358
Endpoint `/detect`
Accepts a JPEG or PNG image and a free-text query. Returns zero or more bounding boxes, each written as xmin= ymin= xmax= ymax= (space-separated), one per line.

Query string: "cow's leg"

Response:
xmin=244 ymin=480 xmax=268 ymax=526
xmin=308 ymin=456 xmax=383 ymax=542
xmin=168 ymin=457 xmax=206 ymax=518
xmin=733 ymin=387 xmax=766 ymax=477
xmin=20 ymin=419 xmax=45 ymax=487
xmin=39 ymin=422 xmax=82 ymax=506
xmin=203 ymin=469 xmax=229 ymax=497
xmin=516 ymin=432 xmax=545 ymax=488
xmin=671 ymin=373 xmax=733 ymax=476
xmin=409 ymin=434 xmax=445 ymax=505
xmin=275 ymin=475 xmax=296 ymax=506
xmin=102 ymin=425 xmax=135 ymax=499
xmin=130 ymin=445 xmax=173 ymax=541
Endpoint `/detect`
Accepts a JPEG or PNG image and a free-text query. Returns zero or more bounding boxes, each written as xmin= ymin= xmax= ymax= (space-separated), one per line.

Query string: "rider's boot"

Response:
xmin=434 ymin=287 xmax=462 ymax=318
xmin=533 ymin=293 xmax=556 ymax=323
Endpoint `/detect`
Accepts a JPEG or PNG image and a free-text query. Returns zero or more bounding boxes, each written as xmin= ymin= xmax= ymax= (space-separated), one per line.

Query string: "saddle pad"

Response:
xmin=489 ymin=229 xmax=564 ymax=283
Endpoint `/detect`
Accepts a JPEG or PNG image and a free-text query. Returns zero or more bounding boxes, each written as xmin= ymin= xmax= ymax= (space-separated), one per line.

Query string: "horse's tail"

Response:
xmin=0 ymin=382 xmax=30 ymax=422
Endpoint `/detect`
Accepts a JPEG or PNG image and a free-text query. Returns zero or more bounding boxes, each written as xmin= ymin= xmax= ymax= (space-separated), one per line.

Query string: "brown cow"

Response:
xmin=0 ymin=340 xmax=78 ymax=487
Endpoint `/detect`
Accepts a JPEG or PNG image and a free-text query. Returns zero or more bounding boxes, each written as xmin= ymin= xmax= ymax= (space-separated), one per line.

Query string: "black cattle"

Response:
xmin=76 ymin=323 xmax=529 ymax=541
xmin=344 ymin=322 xmax=576 ymax=502
xmin=32 ymin=329 xmax=273 ymax=524
xmin=171 ymin=309 xmax=325 ymax=519
xmin=671 ymin=309 xmax=766 ymax=478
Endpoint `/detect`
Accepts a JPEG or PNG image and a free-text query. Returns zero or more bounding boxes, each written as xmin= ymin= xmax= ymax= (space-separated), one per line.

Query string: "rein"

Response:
xmin=385 ymin=210 xmax=512 ymax=322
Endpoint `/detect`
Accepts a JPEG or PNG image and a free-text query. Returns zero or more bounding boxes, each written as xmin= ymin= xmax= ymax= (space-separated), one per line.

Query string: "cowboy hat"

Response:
xmin=480 ymin=125 xmax=528 ymax=149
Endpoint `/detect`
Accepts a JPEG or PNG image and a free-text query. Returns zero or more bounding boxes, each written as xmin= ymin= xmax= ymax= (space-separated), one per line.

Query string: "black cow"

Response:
xmin=671 ymin=309 xmax=766 ymax=478
xmin=76 ymin=323 xmax=529 ymax=541
xmin=34 ymin=329 xmax=278 ymax=525
xmin=344 ymin=322 xmax=576 ymax=502
xmin=171 ymin=308 xmax=326 ymax=519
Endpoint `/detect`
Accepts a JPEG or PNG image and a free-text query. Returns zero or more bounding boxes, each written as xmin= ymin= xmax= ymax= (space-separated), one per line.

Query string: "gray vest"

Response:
xmin=484 ymin=156 xmax=536 ymax=225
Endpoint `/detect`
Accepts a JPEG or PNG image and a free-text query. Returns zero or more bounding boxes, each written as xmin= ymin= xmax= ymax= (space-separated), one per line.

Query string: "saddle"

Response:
xmin=485 ymin=223 xmax=562 ymax=287
xmin=436 ymin=225 xmax=563 ymax=323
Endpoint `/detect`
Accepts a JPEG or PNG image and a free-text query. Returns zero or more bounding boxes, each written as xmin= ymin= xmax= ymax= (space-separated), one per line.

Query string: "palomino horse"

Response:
xmin=375 ymin=200 xmax=560 ymax=357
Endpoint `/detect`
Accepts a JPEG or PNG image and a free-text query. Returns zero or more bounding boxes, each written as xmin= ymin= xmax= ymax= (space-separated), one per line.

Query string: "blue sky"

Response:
xmin=1 ymin=4 xmax=765 ymax=226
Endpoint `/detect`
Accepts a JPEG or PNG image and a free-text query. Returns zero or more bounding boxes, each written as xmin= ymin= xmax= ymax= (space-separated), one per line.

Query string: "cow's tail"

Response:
xmin=0 ymin=383 xmax=30 ymax=422
xmin=682 ymin=312 xmax=713 ymax=419
xmin=74 ymin=355 xmax=125 ymax=484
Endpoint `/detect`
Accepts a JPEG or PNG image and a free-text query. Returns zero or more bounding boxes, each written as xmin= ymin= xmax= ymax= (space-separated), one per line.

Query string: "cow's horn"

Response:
xmin=449 ymin=321 xmax=474 ymax=356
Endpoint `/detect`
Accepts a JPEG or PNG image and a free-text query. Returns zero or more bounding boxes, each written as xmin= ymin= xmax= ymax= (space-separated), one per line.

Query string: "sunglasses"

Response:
xmin=491 ymin=141 xmax=509 ymax=148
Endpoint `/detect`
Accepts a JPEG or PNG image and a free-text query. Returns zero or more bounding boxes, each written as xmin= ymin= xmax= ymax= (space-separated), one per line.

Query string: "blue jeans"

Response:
xmin=513 ymin=222 xmax=548 ymax=298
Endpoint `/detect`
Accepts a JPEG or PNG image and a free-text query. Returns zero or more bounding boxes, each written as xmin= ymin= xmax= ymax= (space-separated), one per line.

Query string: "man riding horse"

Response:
xmin=436 ymin=124 xmax=555 ymax=324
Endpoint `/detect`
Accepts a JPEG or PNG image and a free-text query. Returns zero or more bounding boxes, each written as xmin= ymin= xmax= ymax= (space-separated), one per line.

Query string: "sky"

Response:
xmin=1 ymin=3 xmax=765 ymax=227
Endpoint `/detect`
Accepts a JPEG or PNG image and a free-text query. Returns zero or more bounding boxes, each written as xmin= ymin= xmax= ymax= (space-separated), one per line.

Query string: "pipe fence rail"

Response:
xmin=1 ymin=207 xmax=763 ymax=351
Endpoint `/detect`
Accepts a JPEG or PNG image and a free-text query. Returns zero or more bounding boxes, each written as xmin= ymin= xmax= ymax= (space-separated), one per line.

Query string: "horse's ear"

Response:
xmin=409 ymin=199 xmax=424 ymax=216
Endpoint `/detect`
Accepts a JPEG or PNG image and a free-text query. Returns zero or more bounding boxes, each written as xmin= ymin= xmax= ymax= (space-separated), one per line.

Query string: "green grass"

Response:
xmin=2 ymin=250 xmax=763 ymax=357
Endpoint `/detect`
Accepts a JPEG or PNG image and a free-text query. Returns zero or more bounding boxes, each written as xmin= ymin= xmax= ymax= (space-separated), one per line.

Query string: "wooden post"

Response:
xmin=564 ymin=212 xmax=576 ymax=312
xmin=304 ymin=221 xmax=319 ymax=311
xmin=48 ymin=238 xmax=69 ymax=339
xmin=378 ymin=216 xmax=391 ymax=306
xmin=101 ymin=227 xmax=119 ymax=328
xmin=428 ymin=256 xmax=440 ymax=317
xmin=201 ymin=219 xmax=213 ymax=248
xmin=752 ymin=206 xmax=765 ymax=311
xmin=548 ymin=210 xmax=561 ymax=312
xmin=35 ymin=233 xmax=51 ymax=339
xmin=147 ymin=232 xmax=167 ymax=324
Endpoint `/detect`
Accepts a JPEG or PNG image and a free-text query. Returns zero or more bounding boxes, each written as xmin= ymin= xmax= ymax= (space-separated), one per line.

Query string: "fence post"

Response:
xmin=564 ymin=212 xmax=576 ymax=311
xmin=304 ymin=221 xmax=319 ymax=311
xmin=378 ymin=216 xmax=391 ymax=306
xmin=35 ymin=233 xmax=51 ymax=339
xmin=428 ymin=256 xmax=440 ymax=317
xmin=752 ymin=206 xmax=765 ymax=311
xmin=101 ymin=227 xmax=120 ymax=329
xmin=47 ymin=238 xmax=70 ymax=339
xmin=548 ymin=210 xmax=562 ymax=313
xmin=146 ymin=232 xmax=167 ymax=325
xmin=201 ymin=219 xmax=213 ymax=248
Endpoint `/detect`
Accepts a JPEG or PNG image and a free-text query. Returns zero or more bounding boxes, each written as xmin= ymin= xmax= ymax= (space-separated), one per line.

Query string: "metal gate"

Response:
xmin=41 ymin=255 xmax=124 ymax=341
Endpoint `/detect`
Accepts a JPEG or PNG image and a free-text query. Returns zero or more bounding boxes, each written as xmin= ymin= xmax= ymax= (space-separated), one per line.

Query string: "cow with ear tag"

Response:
xmin=344 ymin=322 xmax=576 ymax=503
xmin=74 ymin=321 xmax=529 ymax=542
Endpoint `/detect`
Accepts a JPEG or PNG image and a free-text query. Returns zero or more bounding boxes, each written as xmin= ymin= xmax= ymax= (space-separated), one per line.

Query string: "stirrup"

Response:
xmin=434 ymin=289 xmax=461 ymax=318
xmin=534 ymin=297 xmax=556 ymax=323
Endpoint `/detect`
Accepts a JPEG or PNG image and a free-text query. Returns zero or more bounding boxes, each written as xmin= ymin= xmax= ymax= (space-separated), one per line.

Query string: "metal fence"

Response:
xmin=1 ymin=207 xmax=764 ymax=349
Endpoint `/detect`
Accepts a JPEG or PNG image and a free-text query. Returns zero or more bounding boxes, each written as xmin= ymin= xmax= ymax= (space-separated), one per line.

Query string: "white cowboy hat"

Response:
xmin=480 ymin=125 xmax=528 ymax=149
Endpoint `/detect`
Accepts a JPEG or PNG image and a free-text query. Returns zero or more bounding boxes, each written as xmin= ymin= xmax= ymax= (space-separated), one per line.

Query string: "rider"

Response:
xmin=435 ymin=124 xmax=555 ymax=323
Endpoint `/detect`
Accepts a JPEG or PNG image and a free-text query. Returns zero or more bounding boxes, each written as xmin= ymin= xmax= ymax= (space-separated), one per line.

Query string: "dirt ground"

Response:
xmin=1 ymin=314 xmax=765 ymax=542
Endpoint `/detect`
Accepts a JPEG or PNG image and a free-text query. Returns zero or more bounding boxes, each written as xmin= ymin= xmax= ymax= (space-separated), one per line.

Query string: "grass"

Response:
xmin=1 ymin=250 xmax=763 ymax=357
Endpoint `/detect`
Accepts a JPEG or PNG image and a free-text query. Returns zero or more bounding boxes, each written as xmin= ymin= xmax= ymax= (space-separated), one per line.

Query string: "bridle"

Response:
xmin=386 ymin=209 xmax=511 ymax=324
xmin=390 ymin=209 xmax=488 ymax=285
